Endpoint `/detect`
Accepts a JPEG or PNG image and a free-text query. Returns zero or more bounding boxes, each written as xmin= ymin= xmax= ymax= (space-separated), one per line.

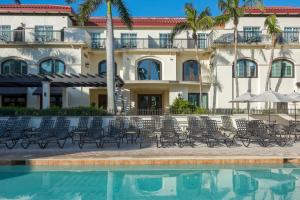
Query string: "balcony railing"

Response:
xmin=91 ymin=38 xmax=210 ymax=50
xmin=0 ymin=30 xmax=25 ymax=43
xmin=213 ymin=31 xmax=267 ymax=44
xmin=278 ymin=31 xmax=299 ymax=44
xmin=33 ymin=30 xmax=63 ymax=43
xmin=0 ymin=28 xmax=90 ymax=44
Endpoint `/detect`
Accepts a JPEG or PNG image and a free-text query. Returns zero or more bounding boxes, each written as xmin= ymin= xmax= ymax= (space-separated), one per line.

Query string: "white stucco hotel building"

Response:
xmin=0 ymin=4 xmax=299 ymax=114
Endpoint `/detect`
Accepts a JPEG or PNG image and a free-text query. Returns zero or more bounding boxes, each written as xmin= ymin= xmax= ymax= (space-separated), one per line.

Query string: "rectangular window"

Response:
xmin=188 ymin=93 xmax=208 ymax=109
xmin=121 ymin=33 xmax=137 ymax=48
xmin=35 ymin=25 xmax=53 ymax=42
xmin=159 ymin=33 xmax=172 ymax=48
xmin=242 ymin=26 xmax=261 ymax=42
xmin=0 ymin=25 xmax=11 ymax=42
xmin=91 ymin=32 xmax=102 ymax=49
xmin=198 ymin=33 xmax=207 ymax=48
xmin=283 ymin=27 xmax=299 ymax=43
xmin=234 ymin=60 xmax=257 ymax=78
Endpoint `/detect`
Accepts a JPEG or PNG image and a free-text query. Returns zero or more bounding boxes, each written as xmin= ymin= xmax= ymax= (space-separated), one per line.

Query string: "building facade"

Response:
xmin=0 ymin=4 xmax=299 ymax=114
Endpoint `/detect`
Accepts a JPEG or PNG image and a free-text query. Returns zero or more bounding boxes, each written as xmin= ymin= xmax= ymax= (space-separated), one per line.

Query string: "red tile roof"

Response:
xmin=0 ymin=4 xmax=73 ymax=15
xmin=86 ymin=17 xmax=186 ymax=28
xmin=244 ymin=6 xmax=300 ymax=15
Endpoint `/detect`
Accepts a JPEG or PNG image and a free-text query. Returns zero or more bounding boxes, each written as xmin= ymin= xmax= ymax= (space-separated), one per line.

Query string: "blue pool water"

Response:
xmin=0 ymin=164 xmax=300 ymax=200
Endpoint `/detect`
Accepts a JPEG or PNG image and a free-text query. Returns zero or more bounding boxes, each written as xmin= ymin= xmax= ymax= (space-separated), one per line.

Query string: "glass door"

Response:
xmin=138 ymin=94 xmax=162 ymax=115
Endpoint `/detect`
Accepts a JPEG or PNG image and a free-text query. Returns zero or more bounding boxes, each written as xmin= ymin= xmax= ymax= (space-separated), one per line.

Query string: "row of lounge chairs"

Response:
xmin=0 ymin=115 xmax=299 ymax=149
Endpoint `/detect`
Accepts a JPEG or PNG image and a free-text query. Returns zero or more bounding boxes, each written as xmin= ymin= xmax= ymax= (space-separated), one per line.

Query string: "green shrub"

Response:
xmin=170 ymin=96 xmax=208 ymax=114
xmin=0 ymin=107 xmax=108 ymax=116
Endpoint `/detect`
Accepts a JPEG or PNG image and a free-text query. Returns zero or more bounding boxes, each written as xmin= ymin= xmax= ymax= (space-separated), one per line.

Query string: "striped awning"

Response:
xmin=0 ymin=73 xmax=124 ymax=87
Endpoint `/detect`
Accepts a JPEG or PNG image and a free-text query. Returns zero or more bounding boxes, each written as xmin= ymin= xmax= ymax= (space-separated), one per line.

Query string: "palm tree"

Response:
xmin=216 ymin=0 xmax=263 ymax=109
xmin=264 ymin=15 xmax=282 ymax=91
xmin=66 ymin=0 xmax=133 ymax=114
xmin=171 ymin=4 xmax=214 ymax=108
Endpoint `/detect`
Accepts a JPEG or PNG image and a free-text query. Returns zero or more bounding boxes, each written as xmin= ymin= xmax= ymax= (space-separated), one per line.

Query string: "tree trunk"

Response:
xmin=265 ymin=35 xmax=276 ymax=92
xmin=194 ymin=36 xmax=203 ymax=108
xmin=233 ymin=23 xmax=239 ymax=109
xmin=106 ymin=0 xmax=116 ymax=114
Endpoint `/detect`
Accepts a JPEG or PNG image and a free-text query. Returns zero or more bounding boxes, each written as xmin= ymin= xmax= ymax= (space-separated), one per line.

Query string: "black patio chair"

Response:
xmin=159 ymin=118 xmax=185 ymax=147
xmin=101 ymin=120 xmax=123 ymax=148
xmin=71 ymin=117 xmax=90 ymax=144
xmin=125 ymin=117 xmax=142 ymax=144
xmin=220 ymin=116 xmax=237 ymax=137
xmin=288 ymin=121 xmax=300 ymax=142
xmin=0 ymin=120 xmax=8 ymax=138
xmin=235 ymin=119 xmax=260 ymax=147
xmin=0 ymin=117 xmax=31 ymax=149
xmin=206 ymin=119 xmax=235 ymax=147
xmin=139 ymin=120 xmax=159 ymax=148
xmin=78 ymin=118 xmax=103 ymax=149
xmin=187 ymin=118 xmax=205 ymax=146
xmin=20 ymin=118 xmax=55 ymax=149
xmin=251 ymin=120 xmax=288 ymax=147
xmin=38 ymin=119 xmax=71 ymax=149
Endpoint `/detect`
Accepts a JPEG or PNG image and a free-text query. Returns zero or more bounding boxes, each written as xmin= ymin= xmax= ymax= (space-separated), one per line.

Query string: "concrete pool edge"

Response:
xmin=0 ymin=156 xmax=300 ymax=166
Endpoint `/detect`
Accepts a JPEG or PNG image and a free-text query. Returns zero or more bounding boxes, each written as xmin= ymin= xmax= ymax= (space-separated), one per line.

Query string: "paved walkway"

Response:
xmin=0 ymin=141 xmax=300 ymax=160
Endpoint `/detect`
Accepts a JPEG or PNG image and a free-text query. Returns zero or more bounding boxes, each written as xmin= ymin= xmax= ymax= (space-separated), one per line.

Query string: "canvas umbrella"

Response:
xmin=286 ymin=91 xmax=300 ymax=122
xmin=249 ymin=90 xmax=294 ymax=123
xmin=230 ymin=92 xmax=256 ymax=120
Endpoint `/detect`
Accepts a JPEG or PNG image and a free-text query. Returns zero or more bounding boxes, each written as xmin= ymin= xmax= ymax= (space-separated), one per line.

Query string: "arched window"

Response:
xmin=271 ymin=59 xmax=294 ymax=78
xmin=98 ymin=60 xmax=117 ymax=75
xmin=137 ymin=59 xmax=161 ymax=80
xmin=235 ymin=59 xmax=258 ymax=78
xmin=1 ymin=59 xmax=27 ymax=74
xmin=183 ymin=60 xmax=199 ymax=81
xmin=39 ymin=58 xmax=65 ymax=74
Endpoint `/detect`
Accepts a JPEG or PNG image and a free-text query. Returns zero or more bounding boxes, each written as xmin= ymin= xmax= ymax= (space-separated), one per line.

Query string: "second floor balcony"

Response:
xmin=0 ymin=28 xmax=89 ymax=45
xmin=90 ymin=37 xmax=211 ymax=50
xmin=213 ymin=30 xmax=300 ymax=45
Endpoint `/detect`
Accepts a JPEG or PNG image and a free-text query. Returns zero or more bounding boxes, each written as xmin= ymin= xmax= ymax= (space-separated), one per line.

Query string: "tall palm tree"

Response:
xmin=171 ymin=4 xmax=214 ymax=108
xmin=264 ymin=14 xmax=281 ymax=91
xmin=216 ymin=0 xmax=262 ymax=109
xmin=66 ymin=0 xmax=133 ymax=114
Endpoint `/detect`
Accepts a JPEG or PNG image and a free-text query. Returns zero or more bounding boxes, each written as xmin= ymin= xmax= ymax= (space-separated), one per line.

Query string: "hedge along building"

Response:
xmin=0 ymin=4 xmax=300 ymax=114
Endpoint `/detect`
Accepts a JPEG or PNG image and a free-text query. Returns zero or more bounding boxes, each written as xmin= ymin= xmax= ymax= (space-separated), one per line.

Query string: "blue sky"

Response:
xmin=3 ymin=0 xmax=300 ymax=17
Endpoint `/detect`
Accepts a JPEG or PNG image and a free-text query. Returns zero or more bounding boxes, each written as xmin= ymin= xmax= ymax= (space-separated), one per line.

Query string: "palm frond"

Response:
xmin=112 ymin=0 xmax=133 ymax=29
xmin=77 ymin=0 xmax=103 ymax=25
xmin=214 ymin=14 xmax=230 ymax=25
xmin=170 ymin=22 xmax=190 ymax=41
xmin=197 ymin=16 xmax=215 ymax=30
xmin=264 ymin=14 xmax=282 ymax=35
xmin=14 ymin=0 xmax=21 ymax=4
xmin=184 ymin=3 xmax=197 ymax=30
xmin=218 ymin=0 xmax=227 ymax=12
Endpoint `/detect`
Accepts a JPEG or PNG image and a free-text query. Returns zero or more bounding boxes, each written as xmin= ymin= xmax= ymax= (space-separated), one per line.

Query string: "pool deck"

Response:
xmin=1 ymin=142 xmax=300 ymax=166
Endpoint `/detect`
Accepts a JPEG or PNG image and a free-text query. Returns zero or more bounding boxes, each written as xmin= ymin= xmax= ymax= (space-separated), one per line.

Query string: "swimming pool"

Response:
xmin=0 ymin=164 xmax=299 ymax=199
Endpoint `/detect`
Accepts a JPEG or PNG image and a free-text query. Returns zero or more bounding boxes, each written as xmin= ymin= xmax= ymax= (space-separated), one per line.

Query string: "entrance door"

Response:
xmin=98 ymin=94 xmax=107 ymax=109
xmin=138 ymin=94 xmax=162 ymax=115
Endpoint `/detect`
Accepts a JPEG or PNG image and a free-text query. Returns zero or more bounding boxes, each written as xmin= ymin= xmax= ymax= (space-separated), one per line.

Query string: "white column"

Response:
xmin=42 ymin=81 xmax=50 ymax=109
xmin=62 ymin=87 xmax=69 ymax=108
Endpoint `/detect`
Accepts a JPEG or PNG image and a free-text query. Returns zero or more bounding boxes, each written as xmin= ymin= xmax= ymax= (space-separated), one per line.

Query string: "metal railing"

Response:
xmin=91 ymin=38 xmax=210 ymax=50
xmin=278 ymin=31 xmax=300 ymax=44
xmin=213 ymin=31 xmax=268 ymax=44
xmin=33 ymin=30 xmax=64 ymax=43
xmin=0 ymin=30 xmax=25 ymax=43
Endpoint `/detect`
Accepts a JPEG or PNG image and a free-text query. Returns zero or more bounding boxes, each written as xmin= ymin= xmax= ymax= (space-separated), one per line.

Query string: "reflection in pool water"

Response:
xmin=0 ymin=165 xmax=299 ymax=200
